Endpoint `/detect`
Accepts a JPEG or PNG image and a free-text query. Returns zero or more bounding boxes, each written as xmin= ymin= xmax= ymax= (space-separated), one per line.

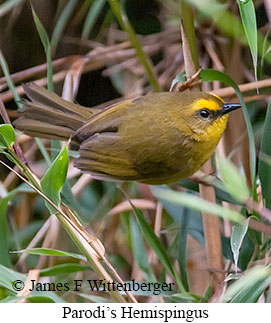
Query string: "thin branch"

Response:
xmin=0 ymin=159 xmax=136 ymax=302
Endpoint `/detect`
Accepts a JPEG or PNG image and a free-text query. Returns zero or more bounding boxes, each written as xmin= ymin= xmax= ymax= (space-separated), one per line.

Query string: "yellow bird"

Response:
xmin=14 ymin=83 xmax=240 ymax=184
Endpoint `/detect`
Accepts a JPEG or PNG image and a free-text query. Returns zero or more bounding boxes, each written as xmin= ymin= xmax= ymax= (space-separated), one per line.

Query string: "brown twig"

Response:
xmin=107 ymin=199 xmax=156 ymax=216
xmin=212 ymin=78 xmax=271 ymax=98
xmin=175 ymin=69 xmax=202 ymax=92
xmin=16 ymin=269 xmax=40 ymax=303
xmin=0 ymin=56 xmax=79 ymax=90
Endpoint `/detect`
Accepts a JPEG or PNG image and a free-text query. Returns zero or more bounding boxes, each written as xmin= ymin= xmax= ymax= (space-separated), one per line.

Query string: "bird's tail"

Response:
xmin=13 ymin=83 xmax=97 ymax=141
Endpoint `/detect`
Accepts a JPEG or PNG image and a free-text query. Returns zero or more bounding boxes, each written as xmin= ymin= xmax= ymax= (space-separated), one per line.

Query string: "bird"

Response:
xmin=13 ymin=83 xmax=241 ymax=185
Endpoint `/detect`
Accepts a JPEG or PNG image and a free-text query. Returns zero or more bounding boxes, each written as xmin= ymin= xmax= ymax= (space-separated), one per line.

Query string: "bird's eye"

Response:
xmin=199 ymin=109 xmax=210 ymax=119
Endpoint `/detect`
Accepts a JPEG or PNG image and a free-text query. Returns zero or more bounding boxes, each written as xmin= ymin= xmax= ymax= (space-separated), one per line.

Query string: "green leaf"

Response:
xmin=30 ymin=290 xmax=65 ymax=303
xmin=152 ymin=186 xmax=245 ymax=223
xmin=35 ymin=137 xmax=51 ymax=166
xmin=0 ymin=150 xmax=18 ymax=165
xmin=222 ymin=234 xmax=254 ymax=271
xmin=27 ymin=296 xmax=55 ymax=303
xmin=222 ymin=237 xmax=234 ymax=263
xmin=108 ymin=0 xmax=160 ymax=92
xmin=61 ymin=180 xmax=84 ymax=218
xmin=0 ymin=39 xmax=51 ymax=169
xmin=0 ymin=0 xmax=24 ymax=16
xmin=170 ymin=71 xmax=187 ymax=91
xmin=260 ymin=29 xmax=271 ymax=76
xmin=200 ymin=69 xmax=256 ymax=192
xmin=82 ymin=0 xmax=106 ymax=39
xmin=39 ymin=263 xmax=90 ymax=277
xmin=11 ymin=247 xmax=86 ymax=260
xmin=0 ymin=124 xmax=15 ymax=149
xmin=0 ymin=263 xmax=65 ymax=303
xmin=259 ymin=100 xmax=271 ymax=208
xmin=231 ymin=218 xmax=250 ymax=272
xmin=238 ymin=0 xmax=257 ymax=80
xmin=51 ymin=0 xmax=78 ymax=56
xmin=0 ymin=191 xmax=16 ymax=267
xmin=50 ymin=139 xmax=61 ymax=162
xmin=222 ymin=266 xmax=271 ymax=302
xmin=0 ymin=49 xmax=22 ymax=109
xmin=187 ymin=0 xmax=271 ymax=65
xmin=0 ymin=264 xmax=25 ymax=292
xmin=133 ymin=207 xmax=174 ymax=276
xmin=217 ymin=156 xmax=250 ymax=203
xmin=40 ymin=145 xmax=68 ymax=213
xmin=128 ymin=200 xmax=185 ymax=291
xmin=203 ymin=283 xmax=213 ymax=302
xmin=78 ymin=293 xmax=113 ymax=303
xmin=161 ymin=198 xmax=191 ymax=290
xmin=9 ymin=221 xmax=43 ymax=249
xmin=31 ymin=6 xmax=53 ymax=91
xmin=177 ymin=209 xmax=190 ymax=292
xmin=168 ymin=292 xmax=206 ymax=303
xmin=162 ymin=195 xmax=205 ymax=245
xmin=129 ymin=215 xmax=156 ymax=282
xmin=0 ymin=296 xmax=21 ymax=303
xmin=238 ymin=233 xmax=254 ymax=271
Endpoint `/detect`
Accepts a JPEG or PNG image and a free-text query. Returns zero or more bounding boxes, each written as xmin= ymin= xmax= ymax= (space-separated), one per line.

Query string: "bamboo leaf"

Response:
xmin=152 ymin=186 xmax=245 ymax=223
xmin=129 ymin=215 xmax=156 ymax=282
xmin=217 ymin=157 xmax=250 ymax=203
xmin=177 ymin=209 xmax=190 ymax=292
xmin=231 ymin=218 xmax=250 ymax=273
xmin=200 ymin=69 xmax=256 ymax=192
xmin=82 ymin=0 xmax=106 ymax=39
xmin=31 ymin=6 xmax=54 ymax=91
xmin=238 ymin=0 xmax=257 ymax=81
xmin=0 ymin=124 xmax=15 ymax=149
xmin=128 ymin=200 xmax=185 ymax=292
xmin=0 ymin=264 xmax=25 ymax=292
xmin=131 ymin=206 xmax=175 ymax=277
xmin=39 ymin=263 xmax=90 ymax=277
xmin=186 ymin=0 xmax=271 ymax=64
xmin=40 ymin=145 xmax=68 ymax=213
xmin=11 ymin=247 xmax=86 ymax=260
xmin=108 ymin=0 xmax=160 ymax=92
xmin=51 ymin=0 xmax=78 ymax=56
xmin=0 ymin=191 xmax=16 ymax=267
xmin=0 ymin=49 xmax=22 ymax=108
xmin=170 ymin=71 xmax=187 ymax=91
xmin=222 ymin=266 xmax=271 ymax=302
xmin=0 ymin=0 xmax=24 ymax=17
xmin=27 ymin=296 xmax=55 ymax=303
xmin=259 ymin=100 xmax=271 ymax=208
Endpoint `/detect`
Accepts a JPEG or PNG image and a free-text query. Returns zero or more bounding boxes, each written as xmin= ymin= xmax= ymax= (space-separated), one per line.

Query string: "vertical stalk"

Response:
xmin=108 ymin=0 xmax=160 ymax=92
xmin=179 ymin=0 xmax=224 ymax=290
xmin=199 ymin=164 xmax=225 ymax=286
xmin=180 ymin=0 xmax=199 ymax=72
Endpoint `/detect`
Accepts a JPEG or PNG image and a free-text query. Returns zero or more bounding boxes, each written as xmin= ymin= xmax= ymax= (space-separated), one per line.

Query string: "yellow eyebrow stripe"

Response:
xmin=191 ymin=98 xmax=221 ymax=112
xmin=208 ymin=92 xmax=225 ymax=103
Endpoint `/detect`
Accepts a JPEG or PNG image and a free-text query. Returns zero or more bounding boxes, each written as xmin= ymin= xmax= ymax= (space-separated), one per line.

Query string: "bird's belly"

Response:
xmin=132 ymin=138 xmax=218 ymax=184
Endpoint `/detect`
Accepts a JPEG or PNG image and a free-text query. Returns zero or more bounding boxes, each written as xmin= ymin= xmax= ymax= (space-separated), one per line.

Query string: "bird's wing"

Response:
xmin=73 ymin=99 xmax=134 ymax=143
xmin=74 ymin=132 xmax=140 ymax=181
xmin=73 ymin=97 xmax=149 ymax=181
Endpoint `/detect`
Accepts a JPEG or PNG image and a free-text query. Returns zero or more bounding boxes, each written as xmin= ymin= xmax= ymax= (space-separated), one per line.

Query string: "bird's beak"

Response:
xmin=221 ymin=103 xmax=241 ymax=115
